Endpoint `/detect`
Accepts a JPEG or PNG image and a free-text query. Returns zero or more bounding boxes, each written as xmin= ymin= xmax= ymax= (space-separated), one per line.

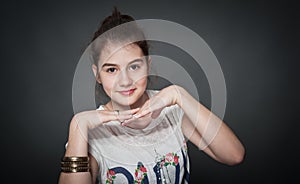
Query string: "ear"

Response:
xmin=92 ymin=64 xmax=101 ymax=84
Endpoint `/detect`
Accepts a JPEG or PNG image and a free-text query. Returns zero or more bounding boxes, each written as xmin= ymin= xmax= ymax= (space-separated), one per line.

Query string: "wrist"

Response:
xmin=71 ymin=115 xmax=89 ymax=133
xmin=171 ymin=85 xmax=184 ymax=107
xmin=66 ymin=117 xmax=89 ymax=156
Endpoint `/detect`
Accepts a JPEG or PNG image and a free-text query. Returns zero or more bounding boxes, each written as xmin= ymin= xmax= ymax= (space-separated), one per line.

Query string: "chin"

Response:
xmin=117 ymin=97 xmax=140 ymax=106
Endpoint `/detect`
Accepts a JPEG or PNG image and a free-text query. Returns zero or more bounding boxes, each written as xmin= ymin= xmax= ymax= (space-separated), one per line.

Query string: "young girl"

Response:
xmin=58 ymin=7 xmax=245 ymax=184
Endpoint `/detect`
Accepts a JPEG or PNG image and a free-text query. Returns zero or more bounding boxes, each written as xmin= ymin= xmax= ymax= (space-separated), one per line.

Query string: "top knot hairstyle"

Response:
xmin=90 ymin=6 xmax=151 ymax=105
xmin=90 ymin=6 xmax=150 ymax=66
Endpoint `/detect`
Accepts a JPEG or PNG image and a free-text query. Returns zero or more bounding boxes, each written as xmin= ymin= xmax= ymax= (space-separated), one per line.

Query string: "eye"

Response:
xmin=106 ymin=67 xmax=117 ymax=73
xmin=129 ymin=64 xmax=140 ymax=71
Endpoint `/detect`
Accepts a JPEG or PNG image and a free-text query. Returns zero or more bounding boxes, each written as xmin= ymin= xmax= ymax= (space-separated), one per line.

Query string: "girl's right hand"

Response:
xmin=73 ymin=108 xmax=140 ymax=130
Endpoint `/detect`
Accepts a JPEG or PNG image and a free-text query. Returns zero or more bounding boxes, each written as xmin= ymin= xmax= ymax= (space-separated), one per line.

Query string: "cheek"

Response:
xmin=100 ymin=77 xmax=115 ymax=95
xmin=132 ymin=67 xmax=149 ymax=85
xmin=134 ymin=75 xmax=148 ymax=87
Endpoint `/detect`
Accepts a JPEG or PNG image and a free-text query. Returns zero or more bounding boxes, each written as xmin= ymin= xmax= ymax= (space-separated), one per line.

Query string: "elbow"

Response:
xmin=229 ymin=153 xmax=244 ymax=166
xmin=227 ymin=147 xmax=245 ymax=166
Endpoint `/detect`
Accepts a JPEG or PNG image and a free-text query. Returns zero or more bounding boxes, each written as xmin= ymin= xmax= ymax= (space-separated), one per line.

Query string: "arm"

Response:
xmin=121 ymin=85 xmax=245 ymax=165
xmin=58 ymin=116 xmax=93 ymax=184
xmin=177 ymin=86 xmax=245 ymax=165
xmin=58 ymin=108 xmax=140 ymax=184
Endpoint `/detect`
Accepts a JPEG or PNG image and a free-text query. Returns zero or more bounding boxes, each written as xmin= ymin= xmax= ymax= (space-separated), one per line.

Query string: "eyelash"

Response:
xmin=105 ymin=64 xmax=141 ymax=73
xmin=106 ymin=68 xmax=117 ymax=73
xmin=129 ymin=64 xmax=140 ymax=70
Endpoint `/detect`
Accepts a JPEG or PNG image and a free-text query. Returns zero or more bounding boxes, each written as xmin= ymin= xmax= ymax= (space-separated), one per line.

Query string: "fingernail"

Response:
xmin=133 ymin=114 xmax=139 ymax=119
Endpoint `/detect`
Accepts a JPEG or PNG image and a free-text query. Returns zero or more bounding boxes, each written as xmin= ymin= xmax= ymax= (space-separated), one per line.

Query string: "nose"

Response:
xmin=117 ymin=69 xmax=133 ymax=87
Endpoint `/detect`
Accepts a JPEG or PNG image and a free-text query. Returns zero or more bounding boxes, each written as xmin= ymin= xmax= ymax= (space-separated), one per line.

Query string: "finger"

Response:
xmin=121 ymin=119 xmax=142 ymax=129
xmin=109 ymin=114 xmax=134 ymax=123
xmin=97 ymin=111 xmax=134 ymax=124
xmin=151 ymin=108 xmax=163 ymax=119
xmin=119 ymin=113 xmax=137 ymax=121
xmin=96 ymin=108 xmax=138 ymax=122
xmin=121 ymin=117 xmax=136 ymax=125
xmin=122 ymin=115 xmax=143 ymax=125
xmin=115 ymin=108 xmax=140 ymax=122
xmin=122 ymin=112 xmax=151 ymax=125
xmin=120 ymin=107 xmax=141 ymax=115
xmin=134 ymin=108 xmax=151 ymax=119
xmin=122 ymin=115 xmax=152 ymax=129
xmin=104 ymin=107 xmax=140 ymax=116
xmin=137 ymin=97 xmax=164 ymax=116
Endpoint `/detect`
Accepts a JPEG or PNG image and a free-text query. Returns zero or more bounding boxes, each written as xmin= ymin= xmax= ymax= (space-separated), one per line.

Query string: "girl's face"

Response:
xmin=92 ymin=43 xmax=150 ymax=109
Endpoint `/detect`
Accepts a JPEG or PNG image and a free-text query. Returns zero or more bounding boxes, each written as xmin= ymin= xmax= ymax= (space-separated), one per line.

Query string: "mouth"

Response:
xmin=118 ymin=88 xmax=137 ymax=96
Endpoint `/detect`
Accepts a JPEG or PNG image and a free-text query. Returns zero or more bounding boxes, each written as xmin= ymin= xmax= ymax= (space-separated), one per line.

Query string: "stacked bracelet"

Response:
xmin=61 ymin=156 xmax=90 ymax=173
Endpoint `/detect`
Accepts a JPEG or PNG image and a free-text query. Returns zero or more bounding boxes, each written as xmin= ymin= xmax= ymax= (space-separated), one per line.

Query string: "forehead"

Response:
xmin=99 ymin=43 xmax=144 ymax=66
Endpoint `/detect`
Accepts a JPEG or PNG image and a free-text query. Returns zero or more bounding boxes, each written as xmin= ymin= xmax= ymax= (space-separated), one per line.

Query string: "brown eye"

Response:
xmin=106 ymin=68 xmax=117 ymax=73
xmin=129 ymin=64 xmax=140 ymax=71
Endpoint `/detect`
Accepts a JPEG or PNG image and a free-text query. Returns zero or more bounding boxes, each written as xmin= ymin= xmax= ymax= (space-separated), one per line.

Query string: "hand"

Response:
xmin=73 ymin=108 xmax=140 ymax=130
xmin=121 ymin=85 xmax=182 ymax=129
xmin=121 ymin=113 xmax=153 ymax=129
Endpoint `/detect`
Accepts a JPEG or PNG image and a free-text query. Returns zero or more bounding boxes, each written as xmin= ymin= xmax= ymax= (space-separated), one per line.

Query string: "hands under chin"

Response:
xmin=121 ymin=113 xmax=153 ymax=130
xmin=121 ymin=85 xmax=181 ymax=130
xmin=121 ymin=107 xmax=164 ymax=129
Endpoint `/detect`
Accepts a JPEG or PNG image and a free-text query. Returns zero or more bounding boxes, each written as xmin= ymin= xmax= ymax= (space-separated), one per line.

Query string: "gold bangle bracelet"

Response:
xmin=61 ymin=161 xmax=89 ymax=165
xmin=61 ymin=169 xmax=90 ymax=173
xmin=62 ymin=156 xmax=89 ymax=162
xmin=61 ymin=163 xmax=89 ymax=168
xmin=61 ymin=156 xmax=90 ymax=173
xmin=61 ymin=166 xmax=90 ymax=173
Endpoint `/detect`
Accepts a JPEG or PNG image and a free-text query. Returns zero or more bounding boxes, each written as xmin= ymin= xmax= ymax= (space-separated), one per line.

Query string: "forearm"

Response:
xmin=65 ymin=117 xmax=89 ymax=156
xmin=58 ymin=117 xmax=93 ymax=184
xmin=58 ymin=172 xmax=92 ymax=184
xmin=176 ymin=86 xmax=245 ymax=165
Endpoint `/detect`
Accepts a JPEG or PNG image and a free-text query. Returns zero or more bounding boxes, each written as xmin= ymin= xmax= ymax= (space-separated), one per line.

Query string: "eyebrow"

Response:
xmin=101 ymin=58 xmax=144 ymax=68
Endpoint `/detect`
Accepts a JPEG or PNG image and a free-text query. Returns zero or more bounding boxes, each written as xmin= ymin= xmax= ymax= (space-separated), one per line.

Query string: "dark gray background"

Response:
xmin=1 ymin=0 xmax=299 ymax=183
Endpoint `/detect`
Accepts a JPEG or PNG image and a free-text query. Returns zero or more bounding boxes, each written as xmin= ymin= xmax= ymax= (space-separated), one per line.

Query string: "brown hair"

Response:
xmin=90 ymin=6 xmax=149 ymax=66
xmin=91 ymin=6 xmax=150 ymax=105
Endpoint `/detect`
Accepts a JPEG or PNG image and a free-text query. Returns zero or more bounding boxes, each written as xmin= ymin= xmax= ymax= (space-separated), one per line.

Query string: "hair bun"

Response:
xmin=111 ymin=6 xmax=121 ymax=21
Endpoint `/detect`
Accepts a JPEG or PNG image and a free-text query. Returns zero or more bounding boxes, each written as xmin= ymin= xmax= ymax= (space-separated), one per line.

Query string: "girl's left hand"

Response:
xmin=121 ymin=85 xmax=181 ymax=129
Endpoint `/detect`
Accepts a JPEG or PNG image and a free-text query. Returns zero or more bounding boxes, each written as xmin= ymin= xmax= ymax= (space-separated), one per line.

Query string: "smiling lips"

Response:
xmin=118 ymin=88 xmax=136 ymax=96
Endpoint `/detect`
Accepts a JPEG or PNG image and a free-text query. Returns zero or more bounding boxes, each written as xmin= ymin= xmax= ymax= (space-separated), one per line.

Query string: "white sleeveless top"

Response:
xmin=88 ymin=90 xmax=190 ymax=184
